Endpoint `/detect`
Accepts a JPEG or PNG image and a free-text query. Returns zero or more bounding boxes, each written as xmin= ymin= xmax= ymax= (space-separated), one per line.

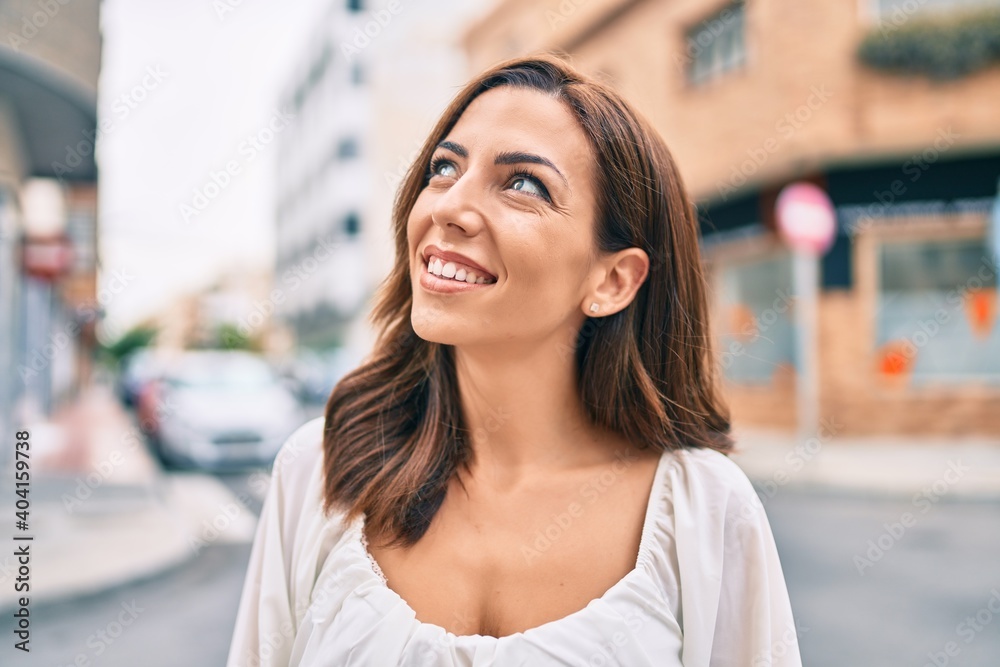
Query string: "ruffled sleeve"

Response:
xmin=227 ymin=417 xmax=328 ymax=667
xmin=667 ymin=447 xmax=803 ymax=667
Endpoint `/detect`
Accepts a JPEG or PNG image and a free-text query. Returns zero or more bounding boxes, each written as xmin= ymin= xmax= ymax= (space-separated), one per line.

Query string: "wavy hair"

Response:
xmin=322 ymin=55 xmax=733 ymax=547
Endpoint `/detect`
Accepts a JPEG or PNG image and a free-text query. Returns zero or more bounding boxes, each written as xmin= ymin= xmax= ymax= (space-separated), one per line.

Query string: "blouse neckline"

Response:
xmin=349 ymin=447 xmax=674 ymax=641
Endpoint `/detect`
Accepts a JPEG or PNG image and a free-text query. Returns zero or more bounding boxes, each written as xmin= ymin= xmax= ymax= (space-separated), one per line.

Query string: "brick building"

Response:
xmin=464 ymin=0 xmax=1000 ymax=436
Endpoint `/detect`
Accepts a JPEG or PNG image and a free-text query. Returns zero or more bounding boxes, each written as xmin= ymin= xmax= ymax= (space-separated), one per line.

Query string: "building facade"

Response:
xmin=275 ymin=0 xmax=492 ymax=357
xmin=274 ymin=0 xmax=374 ymax=351
xmin=465 ymin=0 xmax=1000 ymax=436
xmin=0 ymin=0 xmax=101 ymax=442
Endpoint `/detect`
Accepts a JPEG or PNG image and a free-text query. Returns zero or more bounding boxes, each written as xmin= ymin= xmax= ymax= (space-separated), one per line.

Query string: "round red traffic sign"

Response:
xmin=775 ymin=183 xmax=836 ymax=254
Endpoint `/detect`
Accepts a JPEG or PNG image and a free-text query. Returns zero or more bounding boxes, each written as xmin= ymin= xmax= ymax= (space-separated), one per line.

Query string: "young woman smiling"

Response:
xmin=229 ymin=56 xmax=802 ymax=667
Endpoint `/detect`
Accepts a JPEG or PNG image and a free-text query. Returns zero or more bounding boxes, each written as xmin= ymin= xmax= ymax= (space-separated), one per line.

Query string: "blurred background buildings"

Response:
xmin=0 ymin=0 xmax=997 ymax=460
xmin=1 ymin=0 xmax=999 ymax=463
xmin=274 ymin=0 xmax=371 ymax=350
xmin=0 ymin=0 xmax=101 ymax=453
xmin=273 ymin=0 xmax=491 ymax=354
xmin=465 ymin=0 xmax=1000 ymax=437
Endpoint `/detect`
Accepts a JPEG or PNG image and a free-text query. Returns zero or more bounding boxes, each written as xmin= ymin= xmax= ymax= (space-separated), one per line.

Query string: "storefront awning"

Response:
xmin=0 ymin=45 xmax=97 ymax=182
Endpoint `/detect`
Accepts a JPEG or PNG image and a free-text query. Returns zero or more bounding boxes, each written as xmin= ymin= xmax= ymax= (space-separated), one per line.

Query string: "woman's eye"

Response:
xmin=508 ymin=175 xmax=549 ymax=200
xmin=430 ymin=160 xmax=457 ymax=178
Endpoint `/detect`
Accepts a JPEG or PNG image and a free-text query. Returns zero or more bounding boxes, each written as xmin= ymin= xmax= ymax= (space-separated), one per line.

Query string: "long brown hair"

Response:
xmin=322 ymin=55 xmax=733 ymax=547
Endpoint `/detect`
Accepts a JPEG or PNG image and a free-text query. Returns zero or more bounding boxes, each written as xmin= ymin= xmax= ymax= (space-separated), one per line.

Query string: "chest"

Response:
xmin=364 ymin=451 xmax=662 ymax=638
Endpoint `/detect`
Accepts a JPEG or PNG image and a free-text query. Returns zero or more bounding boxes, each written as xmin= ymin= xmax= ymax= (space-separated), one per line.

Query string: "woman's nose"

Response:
xmin=429 ymin=170 xmax=487 ymax=236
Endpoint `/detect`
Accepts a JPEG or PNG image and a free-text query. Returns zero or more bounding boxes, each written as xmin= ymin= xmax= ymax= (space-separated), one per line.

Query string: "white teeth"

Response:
xmin=425 ymin=254 xmax=494 ymax=284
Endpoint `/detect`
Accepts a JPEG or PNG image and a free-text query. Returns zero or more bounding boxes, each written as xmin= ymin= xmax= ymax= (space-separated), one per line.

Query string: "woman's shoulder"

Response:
xmin=271 ymin=416 xmax=326 ymax=486
xmin=644 ymin=444 xmax=767 ymax=563
xmin=259 ymin=417 xmax=357 ymax=574
xmin=669 ymin=444 xmax=758 ymax=503
xmin=265 ymin=417 xmax=330 ymax=531
xmin=641 ymin=445 xmax=784 ymax=624
xmin=660 ymin=445 xmax=802 ymax=666
xmin=638 ymin=445 xmax=764 ymax=618
xmin=653 ymin=444 xmax=782 ymax=577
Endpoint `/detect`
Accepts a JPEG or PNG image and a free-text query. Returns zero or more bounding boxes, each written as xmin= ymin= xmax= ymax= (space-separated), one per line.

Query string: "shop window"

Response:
xmin=875 ymin=236 xmax=999 ymax=383
xmin=716 ymin=252 xmax=797 ymax=384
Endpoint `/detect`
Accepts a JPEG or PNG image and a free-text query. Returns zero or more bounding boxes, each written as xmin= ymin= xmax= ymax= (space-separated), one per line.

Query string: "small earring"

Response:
xmin=589 ymin=302 xmax=600 ymax=313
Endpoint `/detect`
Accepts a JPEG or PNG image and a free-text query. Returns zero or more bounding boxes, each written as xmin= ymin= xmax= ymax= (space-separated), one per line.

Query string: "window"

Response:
xmin=684 ymin=1 xmax=746 ymax=86
xmin=875 ymin=236 xmax=1000 ymax=383
xmin=716 ymin=252 xmax=797 ymax=384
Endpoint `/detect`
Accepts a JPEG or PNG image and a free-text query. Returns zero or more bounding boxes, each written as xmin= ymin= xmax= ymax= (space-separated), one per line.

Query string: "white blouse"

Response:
xmin=228 ymin=417 xmax=803 ymax=666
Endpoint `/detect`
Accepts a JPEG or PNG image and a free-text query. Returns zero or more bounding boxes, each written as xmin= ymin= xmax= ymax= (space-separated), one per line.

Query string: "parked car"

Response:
xmin=116 ymin=348 xmax=168 ymax=408
xmin=280 ymin=347 xmax=362 ymax=406
xmin=152 ymin=350 xmax=304 ymax=470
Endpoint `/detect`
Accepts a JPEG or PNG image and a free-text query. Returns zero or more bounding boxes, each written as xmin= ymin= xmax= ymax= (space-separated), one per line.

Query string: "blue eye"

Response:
xmin=429 ymin=158 xmax=457 ymax=179
xmin=507 ymin=173 xmax=550 ymax=202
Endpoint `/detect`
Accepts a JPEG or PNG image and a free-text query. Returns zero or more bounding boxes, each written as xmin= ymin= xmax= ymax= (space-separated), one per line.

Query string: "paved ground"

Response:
xmin=2 ymin=543 xmax=252 ymax=667
xmin=766 ymin=487 xmax=1000 ymax=667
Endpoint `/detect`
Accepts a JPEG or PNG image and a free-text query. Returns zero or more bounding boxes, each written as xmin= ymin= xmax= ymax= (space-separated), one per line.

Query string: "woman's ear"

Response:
xmin=582 ymin=248 xmax=649 ymax=317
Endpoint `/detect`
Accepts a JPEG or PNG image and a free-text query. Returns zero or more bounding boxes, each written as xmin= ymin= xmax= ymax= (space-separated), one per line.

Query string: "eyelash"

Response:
xmin=426 ymin=157 xmax=552 ymax=203
xmin=425 ymin=156 xmax=452 ymax=182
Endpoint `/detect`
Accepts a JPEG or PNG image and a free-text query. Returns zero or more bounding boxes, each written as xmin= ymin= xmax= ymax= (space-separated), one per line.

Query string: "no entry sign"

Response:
xmin=776 ymin=182 xmax=836 ymax=255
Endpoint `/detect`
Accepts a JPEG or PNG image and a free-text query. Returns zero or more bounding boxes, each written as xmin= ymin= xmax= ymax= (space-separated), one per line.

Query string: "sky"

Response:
xmin=96 ymin=0 xmax=328 ymax=341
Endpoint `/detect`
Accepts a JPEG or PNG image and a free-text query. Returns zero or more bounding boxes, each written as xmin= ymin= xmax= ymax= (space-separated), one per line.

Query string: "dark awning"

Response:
xmin=0 ymin=45 xmax=97 ymax=182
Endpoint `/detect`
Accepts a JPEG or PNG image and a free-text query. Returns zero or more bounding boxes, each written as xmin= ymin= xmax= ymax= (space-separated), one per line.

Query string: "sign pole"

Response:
xmin=792 ymin=249 xmax=819 ymax=442
xmin=776 ymin=183 xmax=836 ymax=444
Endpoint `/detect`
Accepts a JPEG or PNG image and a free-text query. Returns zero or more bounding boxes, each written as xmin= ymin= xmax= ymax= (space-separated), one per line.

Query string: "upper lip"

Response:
xmin=421 ymin=244 xmax=497 ymax=280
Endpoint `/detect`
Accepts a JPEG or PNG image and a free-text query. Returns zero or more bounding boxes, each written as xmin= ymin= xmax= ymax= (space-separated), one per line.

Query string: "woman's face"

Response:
xmin=407 ymin=86 xmax=601 ymax=349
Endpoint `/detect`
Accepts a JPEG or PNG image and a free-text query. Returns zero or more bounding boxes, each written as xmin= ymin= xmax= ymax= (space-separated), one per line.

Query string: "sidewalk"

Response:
xmin=730 ymin=424 xmax=1000 ymax=501
xmin=0 ymin=383 xmax=258 ymax=610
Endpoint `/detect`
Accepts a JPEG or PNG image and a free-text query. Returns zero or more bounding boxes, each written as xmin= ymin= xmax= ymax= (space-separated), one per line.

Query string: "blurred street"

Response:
xmin=0 ymin=383 xmax=317 ymax=667
xmin=4 ymin=464 xmax=998 ymax=667
xmin=3 ymin=0 xmax=1000 ymax=664
xmin=770 ymin=490 xmax=1000 ymax=666
xmin=0 ymin=375 xmax=998 ymax=666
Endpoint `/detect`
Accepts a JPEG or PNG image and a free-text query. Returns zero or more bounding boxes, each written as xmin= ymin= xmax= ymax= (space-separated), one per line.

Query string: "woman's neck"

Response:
xmin=451 ymin=336 xmax=630 ymax=488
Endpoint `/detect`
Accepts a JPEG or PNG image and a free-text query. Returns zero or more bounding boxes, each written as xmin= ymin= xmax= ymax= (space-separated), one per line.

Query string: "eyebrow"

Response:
xmin=436 ymin=141 xmax=569 ymax=188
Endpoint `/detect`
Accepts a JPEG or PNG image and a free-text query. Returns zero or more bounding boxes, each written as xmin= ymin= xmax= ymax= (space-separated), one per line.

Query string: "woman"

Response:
xmin=229 ymin=55 xmax=802 ymax=666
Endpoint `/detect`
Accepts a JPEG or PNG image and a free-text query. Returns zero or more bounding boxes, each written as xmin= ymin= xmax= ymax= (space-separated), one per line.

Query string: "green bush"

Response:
xmin=858 ymin=7 xmax=1000 ymax=80
xmin=99 ymin=325 xmax=157 ymax=364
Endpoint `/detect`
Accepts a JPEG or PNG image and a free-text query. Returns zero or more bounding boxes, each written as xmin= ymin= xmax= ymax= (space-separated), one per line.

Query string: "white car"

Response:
xmin=117 ymin=348 xmax=168 ymax=408
xmin=154 ymin=350 xmax=304 ymax=470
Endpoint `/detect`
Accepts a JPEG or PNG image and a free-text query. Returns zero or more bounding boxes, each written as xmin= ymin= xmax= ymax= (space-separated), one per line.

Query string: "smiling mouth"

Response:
xmin=423 ymin=255 xmax=497 ymax=285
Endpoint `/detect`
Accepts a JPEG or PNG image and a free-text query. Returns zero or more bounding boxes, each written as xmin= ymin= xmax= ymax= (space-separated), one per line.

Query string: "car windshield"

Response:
xmin=167 ymin=356 xmax=276 ymax=391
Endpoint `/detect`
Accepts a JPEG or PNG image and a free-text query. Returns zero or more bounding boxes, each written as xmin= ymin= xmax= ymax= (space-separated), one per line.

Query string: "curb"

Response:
xmin=730 ymin=429 xmax=1000 ymax=502
xmin=0 ymin=472 xmax=260 ymax=611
